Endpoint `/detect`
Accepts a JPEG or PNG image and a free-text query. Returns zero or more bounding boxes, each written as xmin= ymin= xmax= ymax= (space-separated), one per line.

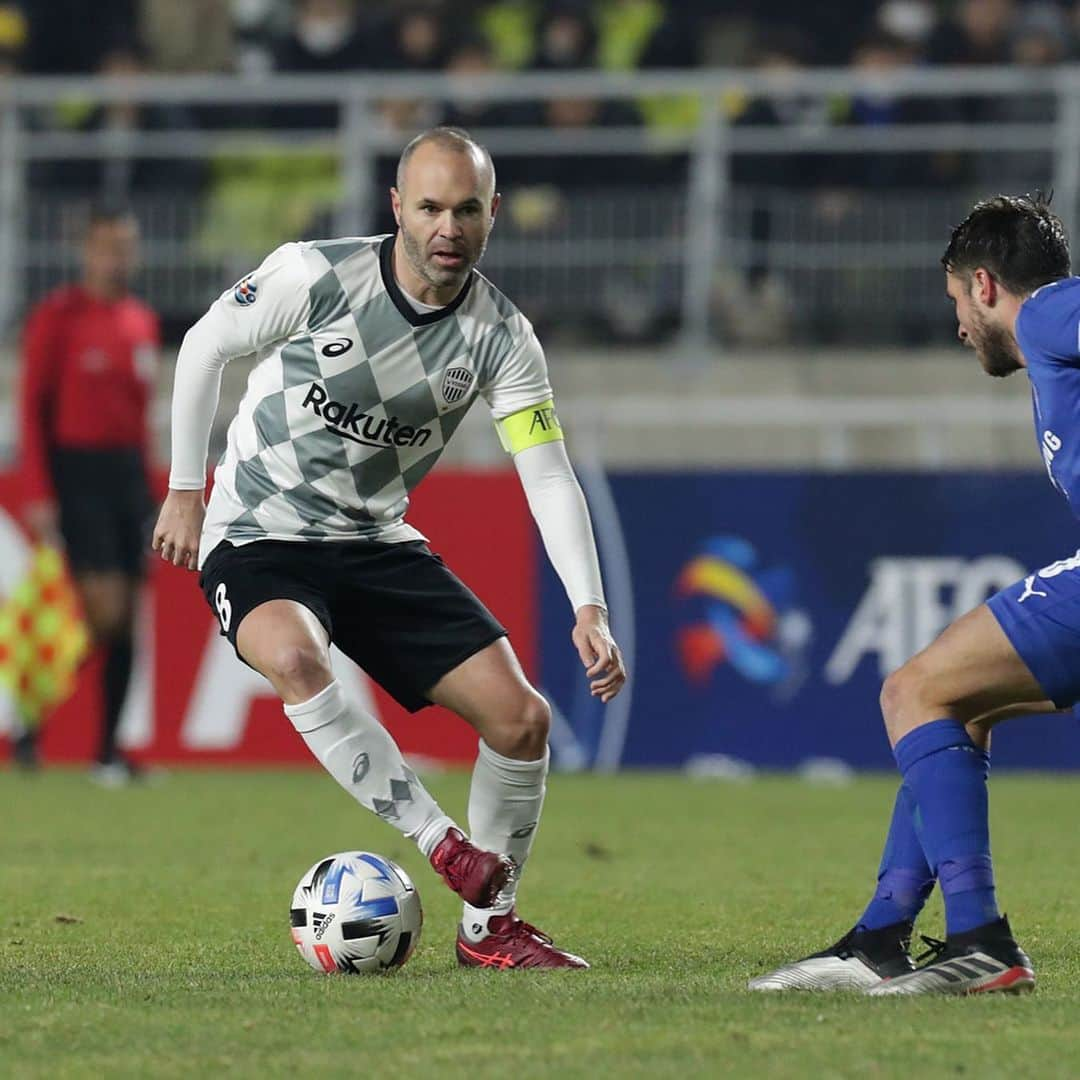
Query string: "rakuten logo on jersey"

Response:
xmin=302 ymin=383 xmax=432 ymax=449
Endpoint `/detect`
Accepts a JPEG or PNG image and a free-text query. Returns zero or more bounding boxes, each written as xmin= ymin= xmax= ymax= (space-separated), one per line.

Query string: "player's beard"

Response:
xmin=970 ymin=309 xmax=1022 ymax=378
xmin=400 ymin=220 xmax=486 ymax=291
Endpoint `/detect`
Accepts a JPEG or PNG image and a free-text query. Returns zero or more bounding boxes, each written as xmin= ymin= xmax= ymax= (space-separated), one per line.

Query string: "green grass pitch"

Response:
xmin=2 ymin=767 xmax=1079 ymax=1078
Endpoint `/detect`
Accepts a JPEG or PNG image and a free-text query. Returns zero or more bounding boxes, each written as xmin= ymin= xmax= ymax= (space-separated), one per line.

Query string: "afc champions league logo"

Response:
xmin=675 ymin=536 xmax=812 ymax=698
xmin=233 ymin=277 xmax=258 ymax=306
xmin=441 ymin=367 xmax=474 ymax=405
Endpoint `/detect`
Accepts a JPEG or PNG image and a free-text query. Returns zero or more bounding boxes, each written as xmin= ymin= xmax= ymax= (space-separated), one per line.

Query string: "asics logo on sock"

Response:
xmin=351 ymin=752 xmax=370 ymax=784
xmin=510 ymin=821 xmax=538 ymax=839
xmin=301 ymin=383 xmax=433 ymax=449
xmin=1018 ymin=575 xmax=1048 ymax=603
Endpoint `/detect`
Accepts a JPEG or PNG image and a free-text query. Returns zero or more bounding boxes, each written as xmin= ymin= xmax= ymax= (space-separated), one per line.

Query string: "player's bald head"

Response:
xmin=396 ymin=127 xmax=495 ymax=200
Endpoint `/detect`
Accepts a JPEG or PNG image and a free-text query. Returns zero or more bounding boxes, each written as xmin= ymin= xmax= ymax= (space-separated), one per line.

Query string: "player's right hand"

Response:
xmin=152 ymin=489 xmax=206 ymax=571
xmin=23 ymin=500 xmax=62 ymax=549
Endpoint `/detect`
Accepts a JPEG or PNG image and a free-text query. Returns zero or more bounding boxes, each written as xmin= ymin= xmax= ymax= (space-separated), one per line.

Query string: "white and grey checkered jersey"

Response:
xmin=171 ymin=236 xmax=555 ymax=568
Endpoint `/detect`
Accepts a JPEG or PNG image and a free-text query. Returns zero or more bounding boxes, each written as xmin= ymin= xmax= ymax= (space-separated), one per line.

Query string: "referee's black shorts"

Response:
xmin=51 ymin=447 xmax=153 ymax=576
xmin=199 ymin=538 xmax=508 ymax=712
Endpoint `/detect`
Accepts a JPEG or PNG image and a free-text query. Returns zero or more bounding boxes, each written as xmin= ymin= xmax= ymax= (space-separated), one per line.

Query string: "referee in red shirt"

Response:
xmin=17 ymin=207 xmax=160 ymax=781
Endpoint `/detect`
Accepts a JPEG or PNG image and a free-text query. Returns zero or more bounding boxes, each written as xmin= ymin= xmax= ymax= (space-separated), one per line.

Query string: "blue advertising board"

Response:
xmin=540 ymin=471 xmax=1080 ymax=770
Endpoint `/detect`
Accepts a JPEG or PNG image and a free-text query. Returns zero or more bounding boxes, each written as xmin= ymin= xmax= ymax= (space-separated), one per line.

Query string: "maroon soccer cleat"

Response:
xmin=456 ymin=910 xmax=590 ymax=969
xmin=429 ymin=827 xmax=514 ymax=907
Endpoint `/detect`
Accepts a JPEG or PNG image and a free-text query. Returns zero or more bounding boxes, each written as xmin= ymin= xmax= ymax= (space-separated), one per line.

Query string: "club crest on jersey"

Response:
xmin=441 ymin=367 xmax=474 ymax=405
xmin=233 ymin=277 xmax=258 ymax=306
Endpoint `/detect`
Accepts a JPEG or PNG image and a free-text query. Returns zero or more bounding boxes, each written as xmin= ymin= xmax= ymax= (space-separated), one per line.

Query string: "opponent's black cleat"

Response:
xmin=748 ymin=921 xmax=915 ymax=991
xmin=867 ymin=915 xmax=1035 ymax=996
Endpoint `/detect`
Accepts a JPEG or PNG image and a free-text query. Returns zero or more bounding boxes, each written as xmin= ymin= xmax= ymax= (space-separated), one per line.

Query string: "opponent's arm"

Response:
xmin=503 ymin=410 xmax=627 ymax=703
xmin=153 ymin=244 xmax=312 ymax=569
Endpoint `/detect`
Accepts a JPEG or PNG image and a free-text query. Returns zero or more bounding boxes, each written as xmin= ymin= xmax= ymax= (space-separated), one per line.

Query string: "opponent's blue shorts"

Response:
xmin=988 ymin=549 xmax=1080 ymax=707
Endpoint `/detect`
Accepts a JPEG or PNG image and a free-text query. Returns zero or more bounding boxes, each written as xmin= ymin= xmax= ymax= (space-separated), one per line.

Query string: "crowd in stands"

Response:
xmin=0 ymin=1 xmax=1076 ymax=87
xmin=1 ymin=0 xmax=1077 ymax=344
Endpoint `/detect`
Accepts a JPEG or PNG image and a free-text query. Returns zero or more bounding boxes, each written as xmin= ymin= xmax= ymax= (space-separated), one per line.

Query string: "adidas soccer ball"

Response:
xmin=290 ymin=851 xmax=422 ymax=974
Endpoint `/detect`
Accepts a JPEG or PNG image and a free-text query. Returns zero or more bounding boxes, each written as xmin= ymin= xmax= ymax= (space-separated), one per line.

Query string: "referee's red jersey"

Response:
xmin=19 ymin=285 xmax=160 ymax=503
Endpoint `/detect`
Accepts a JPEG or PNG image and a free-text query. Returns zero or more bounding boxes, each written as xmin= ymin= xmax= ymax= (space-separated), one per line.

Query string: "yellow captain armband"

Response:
xmin=495 ymin=399 xmax=564 ymax=455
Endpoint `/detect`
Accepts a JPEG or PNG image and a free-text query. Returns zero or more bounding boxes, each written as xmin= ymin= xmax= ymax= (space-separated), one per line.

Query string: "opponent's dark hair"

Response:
xmin=942 ymin=192 xmax=1071 ymax=295
xmin=395 ymin=126 xmax=495 ymax=193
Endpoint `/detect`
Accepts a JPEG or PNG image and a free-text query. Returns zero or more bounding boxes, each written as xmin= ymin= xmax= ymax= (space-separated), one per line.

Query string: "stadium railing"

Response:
xmin=1 ymin=66 xmax=1078 ymax=354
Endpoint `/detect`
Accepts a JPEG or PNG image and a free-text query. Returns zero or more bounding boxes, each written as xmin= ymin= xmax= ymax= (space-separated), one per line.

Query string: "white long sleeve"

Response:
xmin=512 ymin=439 xmax=606 ymax=613
xmin=167 ymin=243 xmax=312 ymax=490
xmin=167 ymin=325 xmax=227 ymax=489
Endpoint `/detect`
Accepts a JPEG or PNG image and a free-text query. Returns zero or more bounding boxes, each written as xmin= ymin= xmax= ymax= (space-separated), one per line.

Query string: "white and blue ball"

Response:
xmin=290 ymin=851 xmax=422 ymax=974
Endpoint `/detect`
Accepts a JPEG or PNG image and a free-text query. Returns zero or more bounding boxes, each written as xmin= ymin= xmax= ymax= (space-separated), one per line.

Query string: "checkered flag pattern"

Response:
xmin=0 ymin=545 xmax=89 ymax=727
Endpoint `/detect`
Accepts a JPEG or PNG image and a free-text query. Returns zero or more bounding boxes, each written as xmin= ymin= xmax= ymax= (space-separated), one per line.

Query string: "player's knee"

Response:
xmin=265 ymin=643 xmax=333 ymax=702
xmin=494 ymin=692 xmax=551 ymax=760
xmin=880 ymin=666 xmax=910 ymax=726
xmin=880 ymin=662 xmax=930 ymax=740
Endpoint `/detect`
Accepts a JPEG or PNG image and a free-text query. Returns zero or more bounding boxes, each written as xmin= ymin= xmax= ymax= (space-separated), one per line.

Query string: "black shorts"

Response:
xmin=199 ymin=538 xmax=507 ymax=712
xmin=51 ymin=448 xmax=153 ymax=576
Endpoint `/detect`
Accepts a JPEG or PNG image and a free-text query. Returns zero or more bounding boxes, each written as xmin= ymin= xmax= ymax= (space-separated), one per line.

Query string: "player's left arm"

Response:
xmin=483 ymin=323 xmax=626 ymax=702
xmin=510 ymin=435 xmax=626 ymax=702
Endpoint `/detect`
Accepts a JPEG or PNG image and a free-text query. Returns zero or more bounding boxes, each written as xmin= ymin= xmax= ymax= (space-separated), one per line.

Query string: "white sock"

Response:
xmin=462 ymin=739 xmax=548 ymax=940
xmin=284 ymin=679 xmax=455 ymax=858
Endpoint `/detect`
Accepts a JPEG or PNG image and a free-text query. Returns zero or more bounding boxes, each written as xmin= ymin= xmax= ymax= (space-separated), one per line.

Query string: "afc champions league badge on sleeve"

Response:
xmin=441 ymin=367 xmax=474 ymax=405
xmin=232 ymin=276 xmax=258 ymax=306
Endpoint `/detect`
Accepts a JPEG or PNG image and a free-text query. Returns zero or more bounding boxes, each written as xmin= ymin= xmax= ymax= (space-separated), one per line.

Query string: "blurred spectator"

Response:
xmin=25 ymin=0 xmax=134 ymax=73
xmin=835 ymin=31 xmax=946 ymax=189
xmin=232 ymin=0 xmax=293 ymax=78
xmin=274 ymin=0 xmax=382 ymax=74
xmin=475 ymin=0 xmax=540 ymax=70
xmin=273 ymin=0 xmax=388 ymax=128
xmin=595 ymin=0 xmax=697 ymax=70
xmin=729 ymin=28 xmax=832 ymax=190
xmin=377 ymin=2 xmax=455 ymax=132
xmin=1011 ymin=2 xmax=1068 ymax=68
xmin=0 ymin=2 xmax=26 ymax=76
xmin=726 ymin=29 xmax=830 ymax=303
xmin=927 ymin=0 xmax=1016 ymax=65
xmin=595 ymin=1 xmax=700 ymax=133
xmin=139 ymin=0 xmax=233 ymax=73
xmin=391 ymin=3 xmax=453 ymax=69
xmin=441 ymin=34 xmax=539 ymax=130
xmin=737 ymin=1 xmax=878 ymax=66
xmin=532 ymin=4 xmax=599 ymax=70
xmin=875 ymin=0 xmax=940 ymax=53
xmin=45 ymin=44 xmax=205 ymax=203
xmin=988 ymin=2 xmax=1066 ymax=189
xmin=926 ymin=0 xmax=1017 ymax=126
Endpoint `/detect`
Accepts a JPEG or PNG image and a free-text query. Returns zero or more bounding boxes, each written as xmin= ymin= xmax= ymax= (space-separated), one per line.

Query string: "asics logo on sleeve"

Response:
xmin=301 ymin=382 xmax=432 ymax=449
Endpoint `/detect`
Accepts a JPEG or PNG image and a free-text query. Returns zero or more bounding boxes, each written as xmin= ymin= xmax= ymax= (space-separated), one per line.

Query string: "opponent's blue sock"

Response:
xmin=856 ymin=784 xmax=934 ymax=931
xmin=893 ymin=719 xmax=998 ymax=936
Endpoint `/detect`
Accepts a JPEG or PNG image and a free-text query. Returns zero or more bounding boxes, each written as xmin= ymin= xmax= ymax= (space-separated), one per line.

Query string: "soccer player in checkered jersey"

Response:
xmin=152 ymin=127 xmax=626 ymax=968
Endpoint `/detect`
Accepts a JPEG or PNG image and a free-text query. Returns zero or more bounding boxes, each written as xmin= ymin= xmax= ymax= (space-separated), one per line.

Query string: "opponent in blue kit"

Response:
xmin=750 ymin=194 xmax=1076 ymax=996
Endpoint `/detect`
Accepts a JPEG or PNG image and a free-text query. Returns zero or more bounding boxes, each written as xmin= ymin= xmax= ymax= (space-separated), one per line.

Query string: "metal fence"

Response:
xmin=2 ymin=66 xmax=1079 ymax=349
